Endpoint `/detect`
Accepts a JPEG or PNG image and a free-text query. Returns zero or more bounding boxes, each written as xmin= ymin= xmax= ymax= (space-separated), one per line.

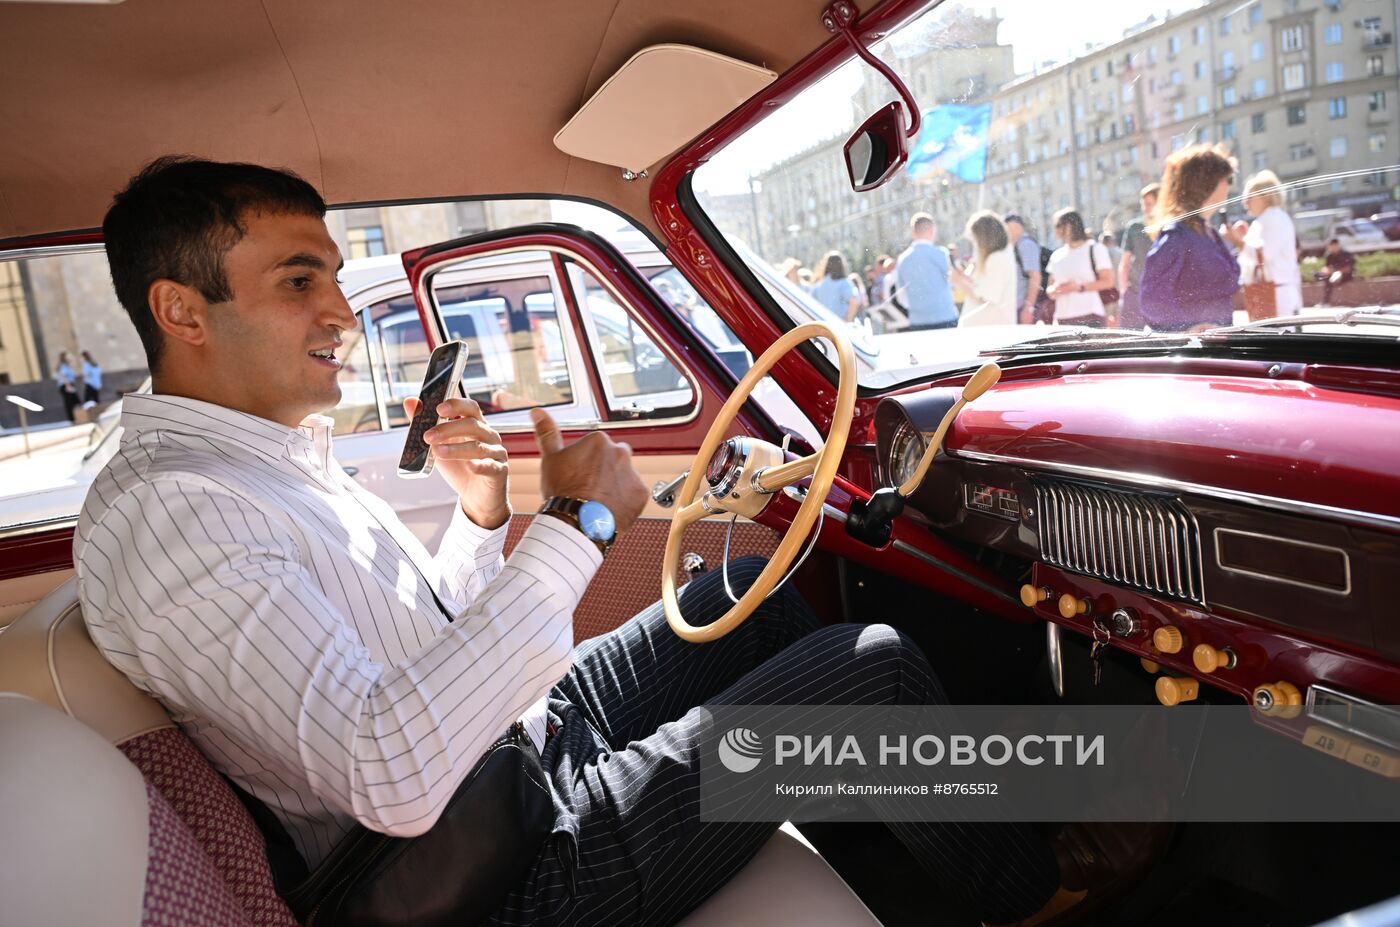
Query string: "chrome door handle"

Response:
xmin=342 ymin=466 xmax=359 ymax=477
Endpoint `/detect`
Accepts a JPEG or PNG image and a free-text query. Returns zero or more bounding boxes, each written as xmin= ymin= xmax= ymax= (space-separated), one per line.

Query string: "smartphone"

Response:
xmin=397 ymin=340 xmax=470 ymax=478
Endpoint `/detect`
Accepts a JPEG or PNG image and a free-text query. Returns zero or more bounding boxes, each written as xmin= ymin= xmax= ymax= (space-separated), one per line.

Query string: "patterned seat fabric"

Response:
xmin=140 ymin=777 xmax=253 ymax=927
xmin=119 ymin=728 xmax=299 ymax=927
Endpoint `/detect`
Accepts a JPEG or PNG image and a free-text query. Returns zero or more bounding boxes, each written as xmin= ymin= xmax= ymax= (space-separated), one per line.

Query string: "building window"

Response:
xmin=1251 ymin=40 xmax=1266 ymax=61
xmin=1222 ymin=119 xmax=1237 ymax=140
xmin=1195 ymin=60 xmax=1206 ymax=79
xmin=1281 ymin=26 xmax=1305 ymax=52
xmin=1288 ymin=142 xmax=1312 ymax=160
xmin=1283 ymin=63 xmax=1306 ymax=90
xmin=1223 ymin=86 xmax=1238 ymax=106
xmin=1325 ymin=62 xmax=1344 ymax=83
xmin=1196 ymin=127 xmax=1211 ymax=143
xmin=346 ymin=225 xmax=387 ymax=258
xmin=1221 ymin=50 xmax=1235 ymax=70
xmin=1168 ymin=36 xmax=1181 ymax=55
xmin=1369 ymin=55 xmax=1385 ymax=77
xmin=1252 ymin=77 xmax=1268 ymax=98
xmin=1249 ymin=4 xmax=1263 ymax=25
xmin=1091 ymin=65 xmax=1100 ymax=81
xmin=1371 ymin=132 xmax=1388 ymax=153
xmin=1220 ymin=16 xmax=1232 ymax=36
xmin=1197 ymin=95 xmax=1210 ymax=114
xmin=1287 ymin=104 xmax=1307 ymax=125
xmin=1252 ymin=112 xmax=1267 ymax=132
xmin=1194 ymin=24 xmax=1206 ymax=45
xmin=1253 ymin=150 xmax=1269 ymax=170
xmin=1371 ymin=91 xmax=1388 ymax=112
xmin=1329 ymin=136 xmax=1347 ymax=158
xmin=1324 ymin=24 xmax=1343 ymax=45
xmin=1172 ymin=102 xmax=1185 ymax=121
xmin=1149 ymin=44 xmax=1159 ymax=64
xmin=1329 ymin=97 xmax=1348 ymax=118
xmin=1171 ymin=69 xmax=1183 ymax=85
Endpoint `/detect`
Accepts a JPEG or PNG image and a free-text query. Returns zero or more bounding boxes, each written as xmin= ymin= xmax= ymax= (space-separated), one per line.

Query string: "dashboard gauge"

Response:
xmin=889 ymin=423 xmax=927 ymax=489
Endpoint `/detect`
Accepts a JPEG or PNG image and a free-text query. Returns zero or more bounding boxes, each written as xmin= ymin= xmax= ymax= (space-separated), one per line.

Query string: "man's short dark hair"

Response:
xmin=1327 ymin=238 xmax=1341 ymax=245
xmin=102 ymin=156 xmax=327 ymax=371
xmin=1003 ymin=213 xmax=1025 ymax=226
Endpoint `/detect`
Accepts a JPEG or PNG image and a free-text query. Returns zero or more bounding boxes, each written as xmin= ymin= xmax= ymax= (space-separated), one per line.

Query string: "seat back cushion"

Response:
xmin=0 ymin=693 xmax=249 ymax=927
xmin=119 ymin=728 xmax=300 ymax=927
xmin=1 ymin=578 xmax=298 ymax=927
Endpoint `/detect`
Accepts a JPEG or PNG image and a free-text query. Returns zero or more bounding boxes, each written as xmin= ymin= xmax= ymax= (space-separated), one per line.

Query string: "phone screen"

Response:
xmin=397 ymin=341 xmax=467 ymax=476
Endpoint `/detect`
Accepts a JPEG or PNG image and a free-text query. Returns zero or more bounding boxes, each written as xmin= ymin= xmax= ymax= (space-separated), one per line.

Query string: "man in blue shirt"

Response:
xmin=1005 ymin=214 xmax=1044 ymax=324
xmin=892 ymin=213 xmax=957 ymax=330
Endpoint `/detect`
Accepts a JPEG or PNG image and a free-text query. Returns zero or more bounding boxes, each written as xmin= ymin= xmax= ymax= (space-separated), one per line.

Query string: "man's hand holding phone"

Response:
xmin=530 ymin=408 xmax=648 ymax=535
xmin=406 ymin=395 xmax=511 ymax=530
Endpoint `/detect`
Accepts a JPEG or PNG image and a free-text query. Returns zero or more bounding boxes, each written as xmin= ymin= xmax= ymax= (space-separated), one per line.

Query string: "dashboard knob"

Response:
xmin=1140 ymin=658 xmax=1161 ymax=674
xmin=1193 ymin=644 xmax=1236 ymax=674
xmin=1020 ymin=584 xmax=1054 ymax=608
xmin=1254 ymin=681 xmax=1303 ymax=717
xmin=1058 ymin=594 xmax=1092 ymax=619
xmin=1156 ymin=676 xmax=1200 ymax=706
xmin=1153 ymin=626 xmax=1184 ymax=654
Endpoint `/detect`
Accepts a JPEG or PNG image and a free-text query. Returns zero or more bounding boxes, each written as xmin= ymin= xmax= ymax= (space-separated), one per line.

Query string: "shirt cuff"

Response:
xmin=507 ymin=514 xmax=603 ymax=615
xmin=442 ymin=502 xmax=510 ymax=572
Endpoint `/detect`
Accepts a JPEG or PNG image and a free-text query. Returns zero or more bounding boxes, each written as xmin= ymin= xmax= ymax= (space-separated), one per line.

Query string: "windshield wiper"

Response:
xmin=1209 ymin=308 xmax=1400 ymax=336
xmin=984 ymin=329 xmax=1190 ymax=356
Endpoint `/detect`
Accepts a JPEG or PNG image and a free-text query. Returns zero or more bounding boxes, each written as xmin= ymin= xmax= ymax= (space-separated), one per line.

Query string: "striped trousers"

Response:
xmin=486 ymin=558 xmax=1059 ymax=925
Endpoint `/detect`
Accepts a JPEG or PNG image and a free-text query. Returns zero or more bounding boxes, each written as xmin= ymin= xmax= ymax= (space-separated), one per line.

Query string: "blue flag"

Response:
xmin=905 ymin=103 xmax=992 ymax=185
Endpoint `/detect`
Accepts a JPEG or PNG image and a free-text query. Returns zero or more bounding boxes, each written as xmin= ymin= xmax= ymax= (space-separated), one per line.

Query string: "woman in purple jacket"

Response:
xmin=1140 ymin=144 xmax=1239 ymax=331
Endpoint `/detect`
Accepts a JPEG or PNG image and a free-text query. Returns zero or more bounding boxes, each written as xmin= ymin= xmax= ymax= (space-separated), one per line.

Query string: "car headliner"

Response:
xmin=0 ymin=0 xmax=838 ymax=243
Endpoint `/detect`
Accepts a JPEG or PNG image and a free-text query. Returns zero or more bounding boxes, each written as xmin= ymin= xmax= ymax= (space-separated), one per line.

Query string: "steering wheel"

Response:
xmin=662 ymin=321 xmax=857 ymax=643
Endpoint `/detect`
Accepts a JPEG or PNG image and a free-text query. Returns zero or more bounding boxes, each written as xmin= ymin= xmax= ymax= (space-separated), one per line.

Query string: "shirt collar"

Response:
xmin=120 ymin=393 xmax=335 ymax=466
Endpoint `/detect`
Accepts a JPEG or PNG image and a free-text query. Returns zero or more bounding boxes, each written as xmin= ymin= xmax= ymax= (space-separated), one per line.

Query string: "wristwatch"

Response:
xmin=538 ymin=497 xmax=617 ymax=555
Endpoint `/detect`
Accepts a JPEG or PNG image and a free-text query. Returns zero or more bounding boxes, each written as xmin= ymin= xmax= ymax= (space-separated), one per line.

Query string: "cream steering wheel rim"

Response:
xmin=662 ymin=321 xmax=857 ymax=643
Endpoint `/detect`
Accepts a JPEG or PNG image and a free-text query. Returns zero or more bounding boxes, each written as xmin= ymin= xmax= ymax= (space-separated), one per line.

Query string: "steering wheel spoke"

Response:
xmin=675 ymin=497 xmax=712 ymax=529
xmin=754 ymin=452 xmax=820 ymax=493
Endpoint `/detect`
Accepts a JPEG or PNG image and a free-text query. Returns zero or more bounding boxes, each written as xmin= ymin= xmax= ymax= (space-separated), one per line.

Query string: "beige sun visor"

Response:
xmin=555 ymin=44 xmax=777 ymax=174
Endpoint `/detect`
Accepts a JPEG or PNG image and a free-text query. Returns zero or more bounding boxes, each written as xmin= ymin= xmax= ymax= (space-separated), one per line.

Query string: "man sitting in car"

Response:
xmin=76 ymin=156 xmax=1105 ymax=926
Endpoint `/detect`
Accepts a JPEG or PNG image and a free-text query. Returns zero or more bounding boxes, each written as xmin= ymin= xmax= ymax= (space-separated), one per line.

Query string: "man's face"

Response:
xmin=199 ymin=210 xmax=356 ymax=426
xmin=1326 ymin=242 xmax=1340 ymax=254
xmin=1006 ymin=220 xmax=1023 ymax=242
xmin=1141 ymin=194 xmax=1158 ymax=216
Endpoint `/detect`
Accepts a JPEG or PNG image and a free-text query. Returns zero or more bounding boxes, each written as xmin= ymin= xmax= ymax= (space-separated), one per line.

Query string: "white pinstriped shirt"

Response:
xmin=74 ymin=393 xmax=600 ymax=868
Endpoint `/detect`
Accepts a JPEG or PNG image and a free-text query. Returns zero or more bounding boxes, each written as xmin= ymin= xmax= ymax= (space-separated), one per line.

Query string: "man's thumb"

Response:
xmin=531 ymin=408 xmax=564 ymax=455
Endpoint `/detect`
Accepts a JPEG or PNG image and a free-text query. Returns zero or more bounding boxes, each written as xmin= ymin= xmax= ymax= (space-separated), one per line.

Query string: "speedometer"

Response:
xmin=888 ymin=423 xmax=927 ymax=489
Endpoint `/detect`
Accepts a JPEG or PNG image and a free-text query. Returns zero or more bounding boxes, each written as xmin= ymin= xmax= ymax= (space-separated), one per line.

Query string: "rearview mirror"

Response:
xmin=843 ymin=101 xmax=909 ymax=193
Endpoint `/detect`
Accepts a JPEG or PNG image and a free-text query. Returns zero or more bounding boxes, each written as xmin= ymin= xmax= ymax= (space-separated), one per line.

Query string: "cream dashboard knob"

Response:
xmin=1058 ymin=594 xmax=1092 ymax=619
xmin=1156 ymin=676 xmax=1200 ymax=706
xmin=1193 ymin=644 xmax=1236 ymax=674
xmin=1020 ymin=585 xmax=1054 ymax=608
xmin=1254 ymin=681 xmax=1303 ymax=717
xmin=1153 ymin=626 xmax=1184 ymax=654
xmin=1140 ymin=658 xmax=1161 ymax=674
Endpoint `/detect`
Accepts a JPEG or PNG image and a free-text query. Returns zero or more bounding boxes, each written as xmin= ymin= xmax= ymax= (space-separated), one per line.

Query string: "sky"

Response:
xmin=694 ymin=0 xmax=1205 ymax=196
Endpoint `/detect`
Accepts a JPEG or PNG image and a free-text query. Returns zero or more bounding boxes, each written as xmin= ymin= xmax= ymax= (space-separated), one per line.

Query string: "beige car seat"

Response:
xmin=0 ymin=576 xmax=880 ymax=927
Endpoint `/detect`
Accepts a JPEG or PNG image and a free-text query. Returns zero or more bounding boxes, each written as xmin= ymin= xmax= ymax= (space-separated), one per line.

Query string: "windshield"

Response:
xmin=693 ymin=0 xmax=1400 ymax=388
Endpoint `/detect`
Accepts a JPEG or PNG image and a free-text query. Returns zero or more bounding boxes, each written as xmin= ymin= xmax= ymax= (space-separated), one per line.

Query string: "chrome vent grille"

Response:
xmin=1034 ymin=479 xmax=1205 ymax=604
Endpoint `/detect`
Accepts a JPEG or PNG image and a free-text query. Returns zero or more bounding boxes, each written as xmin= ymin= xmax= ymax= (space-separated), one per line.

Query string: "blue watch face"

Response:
xmin=577 ymin=500 xmax=616 ymax=543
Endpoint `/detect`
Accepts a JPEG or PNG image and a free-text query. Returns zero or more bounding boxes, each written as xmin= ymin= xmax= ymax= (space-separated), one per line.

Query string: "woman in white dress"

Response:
xmin=1045 ymin=208 xmax=1114 ymax=326
xmin=949 ymin=210 xmax=1017 ymax=326
xmin=1230 ymin=170 xmax=1303 ymax=316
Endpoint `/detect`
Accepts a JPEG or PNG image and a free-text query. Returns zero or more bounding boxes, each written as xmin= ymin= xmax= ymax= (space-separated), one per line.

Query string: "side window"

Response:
xmin=372 ymin=258 xmax=584 ymax=429
xmin=643 ymin=265 xmax=752 ymax=381
xmin=325 ymin=314 xmax=382 ymax=435
xmin=566 ymin=261 xmax=695 ymax=419
xmin=433 ymin=275 xmax=575 ymax=413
